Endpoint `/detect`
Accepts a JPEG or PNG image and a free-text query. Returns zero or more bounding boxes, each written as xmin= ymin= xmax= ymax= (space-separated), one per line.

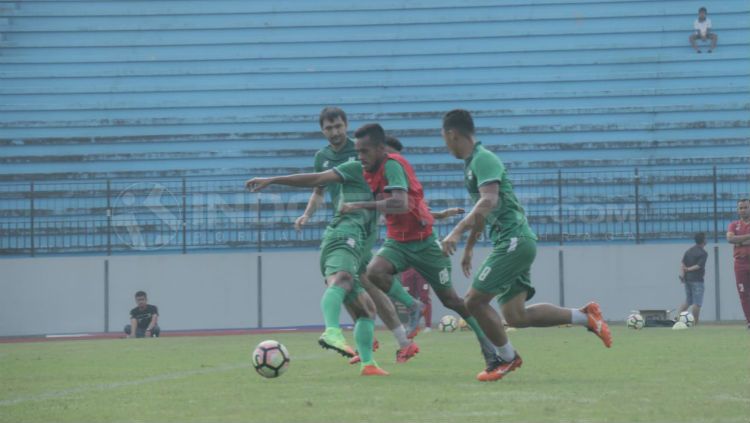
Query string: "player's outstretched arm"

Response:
xmin=340 ymin=189 xmax=408 ymax=214
xmin=246 ymin=170 xmax=342 ymax=192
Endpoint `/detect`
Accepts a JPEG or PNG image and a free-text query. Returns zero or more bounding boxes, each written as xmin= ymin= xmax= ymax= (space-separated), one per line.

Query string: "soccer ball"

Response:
xmin=252 ymin=340 xmax=290 ymax=378
xmin=438 ymin=315 xmax=458 ymax=332
xmin=676 ymin=311 xmax=695 ymax=327
xmin=458 ymin=318 xmax=472 ymax=331
xmin=672 ymin=321 xmax=688 ymax=330
xmin=626 ymin=313 xmax=645 ymax=330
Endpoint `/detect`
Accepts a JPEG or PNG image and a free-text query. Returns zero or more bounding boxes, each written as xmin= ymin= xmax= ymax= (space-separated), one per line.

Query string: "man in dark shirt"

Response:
xmin=677 ymin=233 xmax=708 ymax=325
xmin=124 ymin=291 xmax=160 ymax=338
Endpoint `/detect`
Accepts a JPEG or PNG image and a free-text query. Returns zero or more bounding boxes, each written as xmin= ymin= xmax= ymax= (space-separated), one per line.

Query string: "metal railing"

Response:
xmin=0 ymin=166 xmax=747 ymax=256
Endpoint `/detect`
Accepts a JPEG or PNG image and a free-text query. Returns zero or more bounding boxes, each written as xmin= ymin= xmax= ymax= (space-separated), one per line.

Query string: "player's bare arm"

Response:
xmin=245 ymin=170 xmax=342 ymax=192
xmin=460 ymin=214 xmax=485 ymax=277
xmin=441 ymin=182 xmax=500 ymax=256
xmin=296 ymin=186 xmax=325 ymax=231
xmin=339 ymin=189 xmax=408 ymax=215
xmin=431 ymin=207 xmax=465 ymax=220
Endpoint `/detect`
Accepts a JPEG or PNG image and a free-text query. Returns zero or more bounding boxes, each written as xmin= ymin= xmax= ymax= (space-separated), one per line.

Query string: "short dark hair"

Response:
xmin=354 ymin=123 xmax=386 ymax=145
xmin=443 ymin=109 xmax=475 ymax=136
xmin=319 ymin=107 xmax=347 ymax=128
xmin=694 ymin=232 xmax=706 ymax=245
xmin=385 ymin=135 xmax=403 ymax=152
xmin=135 ymin=291 xmax=147 ymax=298
xmin=699 ymin=7 xmax=707 ymax=13
xmin=738 ymin=198 xmax=749 ymax=204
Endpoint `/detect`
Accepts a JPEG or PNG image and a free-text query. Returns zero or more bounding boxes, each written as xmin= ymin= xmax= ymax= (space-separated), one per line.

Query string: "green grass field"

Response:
xmin=1 ymin=325 xmax=748 ymax=423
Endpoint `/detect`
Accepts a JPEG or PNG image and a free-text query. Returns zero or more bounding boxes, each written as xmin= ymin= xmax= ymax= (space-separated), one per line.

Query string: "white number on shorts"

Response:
xmin=740 ymin=284 xmax=745 ymax=293
xmin=439 ymin=268 xmax=450 ymax=285
xmin=478 ymin=266 xmax=492 ymax=281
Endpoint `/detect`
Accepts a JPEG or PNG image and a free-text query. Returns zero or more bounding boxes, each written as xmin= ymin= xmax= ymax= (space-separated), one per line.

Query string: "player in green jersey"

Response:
xmin=247 ymin=159 xmax=392 ymax=375
xmin=340 ymin=124 xmax=508 ymax=370
xmin=306 ymin=108 xmax=422 ymax=363
xmin=439 ymin=109 xmax=613 ymax=382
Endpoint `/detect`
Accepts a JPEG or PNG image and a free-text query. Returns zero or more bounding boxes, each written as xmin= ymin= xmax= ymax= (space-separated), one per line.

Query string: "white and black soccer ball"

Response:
xmin=438 ymin=315 xmax=458 ymax=332
xmin=626 ymin=313 xmax=645 ymax=330
xmin=252 ymin=340 xmax=290 ymax=378
xmin=676 ymin=311 xmax=695 ymax=327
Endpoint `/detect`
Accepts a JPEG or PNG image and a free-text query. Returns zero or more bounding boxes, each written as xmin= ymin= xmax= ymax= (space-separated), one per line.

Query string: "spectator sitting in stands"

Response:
xmin=124 ymin=291 xmax=160 ymax=338
xmin=690 ymin=7 xmax=718 ymax=53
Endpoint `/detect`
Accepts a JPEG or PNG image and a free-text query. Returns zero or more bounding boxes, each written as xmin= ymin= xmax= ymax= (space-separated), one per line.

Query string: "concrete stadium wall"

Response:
xmin=1 ymin=244 xmax=745 ymax=337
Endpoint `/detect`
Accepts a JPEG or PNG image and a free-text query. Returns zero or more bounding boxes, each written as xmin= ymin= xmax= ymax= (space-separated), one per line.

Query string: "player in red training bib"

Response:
xmin=338 ymin=123 xmax=505 ymax=370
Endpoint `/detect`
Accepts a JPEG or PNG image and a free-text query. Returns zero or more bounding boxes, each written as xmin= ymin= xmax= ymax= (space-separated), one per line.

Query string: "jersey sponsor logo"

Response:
xmin=346 ymin=238 xmax=356 ymax=248
xmin=478 ymin=266 xmax=492 ymax=281
xmin=348 ymin=156 xmax=356 ymax=162
xmin=439 ymin=268 xmax=450 ymax=285
xmin=507 ymin=237 xmax=518 ymax=252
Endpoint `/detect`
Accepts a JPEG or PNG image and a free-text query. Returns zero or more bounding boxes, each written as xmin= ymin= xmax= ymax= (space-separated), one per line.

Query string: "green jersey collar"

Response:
xmin=327 ymin=137 xmax=355 ymax=154
xmin=464 ymin=141 xmax=483 ymax=165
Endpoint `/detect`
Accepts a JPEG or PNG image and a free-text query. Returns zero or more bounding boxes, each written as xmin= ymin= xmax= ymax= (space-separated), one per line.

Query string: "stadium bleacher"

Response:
xmin=0 ymin=0 xmax=748 ymax=254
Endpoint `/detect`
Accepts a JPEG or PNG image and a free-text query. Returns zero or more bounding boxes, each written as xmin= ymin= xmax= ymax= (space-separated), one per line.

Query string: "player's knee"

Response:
xmin=464 ymin=293 xmax=482 ymax=312
xmin=443 ymin=294 xmax=465 ymax=312
xmin=366 ymin=260 xmax=387 ymax=277
xmin=366 ymin=263 xmax=390 ymax=288
xmin=329 ymin=272 xmax=353 ymax=291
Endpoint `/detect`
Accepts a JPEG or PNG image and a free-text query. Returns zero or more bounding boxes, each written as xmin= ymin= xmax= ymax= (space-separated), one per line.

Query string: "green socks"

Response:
xmin=465 ymin=316 xmax=485 ymax=335
xmin=320 ymin=285 xmax=347 ymax=329
xmin=354 ymin=318 xmax=376 ymax=365
xmin=387 ymin=275 xmax=415 ymax=308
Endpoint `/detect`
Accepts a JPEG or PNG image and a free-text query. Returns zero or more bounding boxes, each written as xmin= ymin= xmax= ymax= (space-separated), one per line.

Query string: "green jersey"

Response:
xmin=329 ymin=160 xmax=378 ymax=247
xmin=464 ymin=142 xmax=536 ymax=243
xmin=313 ymin=138 xmax=358 ymax=210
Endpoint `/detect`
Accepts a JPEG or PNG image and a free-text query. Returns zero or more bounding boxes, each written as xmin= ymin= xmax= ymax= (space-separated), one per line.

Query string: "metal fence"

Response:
xmin=0 ymin=166 xmax=747 ymax=256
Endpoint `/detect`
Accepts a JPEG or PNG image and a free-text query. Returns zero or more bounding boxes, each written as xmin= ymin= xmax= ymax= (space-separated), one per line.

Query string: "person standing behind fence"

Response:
xmin=124 ymin=291 xmax=160 ymax=338
xmin=677 ymin=232 xmax=708 ymax=325
xmin=727 ymin=199 xmax=750 ymax=330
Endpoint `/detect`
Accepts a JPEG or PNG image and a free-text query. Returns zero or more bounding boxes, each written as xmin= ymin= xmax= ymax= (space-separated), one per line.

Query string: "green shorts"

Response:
xmin=472 ymin=236 xmax=536 ymax=304
xmin=359 ymin=249 xmax=374 ymax=276
xmin=375 ymin=233 xmax=452 ymax=290
xmin=319 ymin=233 xmax=365 ymax=303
